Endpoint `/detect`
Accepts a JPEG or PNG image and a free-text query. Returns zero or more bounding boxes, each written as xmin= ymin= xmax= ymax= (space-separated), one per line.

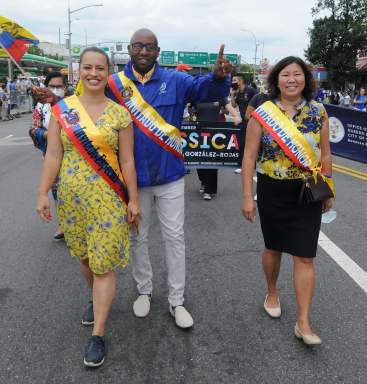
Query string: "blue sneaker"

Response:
xmin=81 ymin=301 xmax=94 ymax=326
xmin=84 ymin=336 xmax=106 ymax=368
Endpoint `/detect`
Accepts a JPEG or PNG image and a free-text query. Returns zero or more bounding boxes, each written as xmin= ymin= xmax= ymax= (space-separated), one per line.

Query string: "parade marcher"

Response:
xmin=107 ymin=28 xmax=232 ymax=328
xmin=230 ymin=73 xmax=257 ymax=174
xmin=30 ymin=71 xmax=67 ymax=240
xmin=34 ymin=28 xmax=232 ymax=330
xmin=353 ymin=87 xmax=367 ymax=111
xmin=195 ymin=100 xmax=241 ymax=200
xmin=242 ymin=56 xmax=334 ymax=345
xmin=36 ymin=47 xmax=140 ymax=368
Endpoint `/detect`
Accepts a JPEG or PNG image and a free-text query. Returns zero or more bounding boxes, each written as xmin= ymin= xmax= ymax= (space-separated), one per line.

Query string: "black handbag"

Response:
xmin=298 ymin=174 xmax=334 ymax=204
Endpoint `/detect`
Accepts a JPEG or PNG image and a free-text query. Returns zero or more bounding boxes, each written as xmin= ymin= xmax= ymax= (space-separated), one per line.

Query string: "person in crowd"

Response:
xmin=353 ymin=87 xmax=367 ymax=111
xmin=30 ymin=71 xmax=67 ymax=240
xmin=314 ymin=83 xmax=325 ymax=103
xmin=195 ymin=100 xmax=241 ymax=200
xmin=8 ymin=79 xmax=20 ymax=118
xmin=36 ymin=47 xmax=140 ymax=368
xmin=242 ymin=56 xmax=334 ymax=346
xmin=329 ymin=91 xmax=340 ymax=106
xmin=65 ymin=82 xmax=75 ymax=96
xmin=0 ymin=84 xmax=9 ymax=121
xmin=33 ymin=28 xmax=232 ymax=331
xmin=342 ymin=91 xmax=351 ymax=108
xmin=230 ymin=73 xmax=257 ymax=174
xmin=1 ymin=83 xmax=12 ymax=120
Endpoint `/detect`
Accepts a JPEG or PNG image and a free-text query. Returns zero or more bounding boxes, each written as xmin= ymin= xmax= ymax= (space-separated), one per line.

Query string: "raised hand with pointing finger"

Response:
xmin=213 ymin=44 xmax=235 ymax=80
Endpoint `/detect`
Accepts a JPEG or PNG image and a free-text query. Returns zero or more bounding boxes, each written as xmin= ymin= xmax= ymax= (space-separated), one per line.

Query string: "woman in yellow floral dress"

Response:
xmin=242 ymin=57 xmax=333 ymax=345
xmin=36 ymin=47 xmax=140 ymax=368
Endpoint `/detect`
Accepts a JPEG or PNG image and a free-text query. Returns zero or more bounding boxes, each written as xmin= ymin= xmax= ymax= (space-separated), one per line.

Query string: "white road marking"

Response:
xmin=318 ymin=231 xmax=367 ymax=294
xmin=0 ymin=142 xmax=33 ymax=146
xmin=0 ymin=136 xmax=32 ymax=146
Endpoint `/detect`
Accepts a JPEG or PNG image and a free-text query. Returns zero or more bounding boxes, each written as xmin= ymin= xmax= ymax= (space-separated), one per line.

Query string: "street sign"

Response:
xmin=178 ymin=51 xmax=208 ymax=66
xmin=209 ymin=53 xmax=239 ymax=65
xmin=160 ymin=51 xmax=175 ymax=65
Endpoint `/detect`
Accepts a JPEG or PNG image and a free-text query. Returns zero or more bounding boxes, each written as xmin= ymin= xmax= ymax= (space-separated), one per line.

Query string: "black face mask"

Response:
xmin=231 ymin=83 xmax=239 ymax=90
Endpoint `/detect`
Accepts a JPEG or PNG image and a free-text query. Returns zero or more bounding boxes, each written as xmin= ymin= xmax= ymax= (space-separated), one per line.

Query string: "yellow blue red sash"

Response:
xmin=108 ymin=72 xmax=183 ymax=160
xmin=252 ymin=101 xmax=317 ymax=171
xmin=252 ymin=101 xmax=334 ymax=194
xmin=52 ymin=95 xmax=128 ymax=205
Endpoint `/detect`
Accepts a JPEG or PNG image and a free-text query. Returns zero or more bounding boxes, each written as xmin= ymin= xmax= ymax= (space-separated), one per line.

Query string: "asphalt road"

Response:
xmin=1 ymin=115 xmax=367 ymax=384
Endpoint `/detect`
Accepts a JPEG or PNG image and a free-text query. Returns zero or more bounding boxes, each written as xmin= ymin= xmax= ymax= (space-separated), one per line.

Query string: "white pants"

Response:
xmin=131 ymin=178 xmax=185 ymax=307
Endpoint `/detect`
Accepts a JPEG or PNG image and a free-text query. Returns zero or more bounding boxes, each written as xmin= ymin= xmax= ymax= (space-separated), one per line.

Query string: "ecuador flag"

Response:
xmin=0 ymin=16 xmax=39 ymax=62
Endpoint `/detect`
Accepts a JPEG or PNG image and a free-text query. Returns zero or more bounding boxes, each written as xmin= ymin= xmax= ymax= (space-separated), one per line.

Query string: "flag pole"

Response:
xmin=0 ymin=41 xmax=28 ymax=77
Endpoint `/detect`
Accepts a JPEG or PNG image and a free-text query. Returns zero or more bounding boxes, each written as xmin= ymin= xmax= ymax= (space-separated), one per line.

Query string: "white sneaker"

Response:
xmin=133 ymin=294 xmax=151 ymax=318
xmin=234 ymin=168 xmax=242 ymax=174
xmin=169 ymin=305 xmax=194 ymax=329
xmin=203 ymin=193 xmax=212 ymax=200
xmin=199 ymin=183 xmax=205 ymax=194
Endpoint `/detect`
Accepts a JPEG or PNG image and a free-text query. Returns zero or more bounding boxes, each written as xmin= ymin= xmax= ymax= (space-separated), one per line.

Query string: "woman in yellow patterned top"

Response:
xmin=36 ymin=47 xmax=140 ymax=367
xmin=242 ymin=57 xmax=333 ymax=345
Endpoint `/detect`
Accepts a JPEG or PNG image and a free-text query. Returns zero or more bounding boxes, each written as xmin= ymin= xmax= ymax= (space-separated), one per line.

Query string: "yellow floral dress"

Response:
xmin=56 ymin=100 xmax=131 ymax=274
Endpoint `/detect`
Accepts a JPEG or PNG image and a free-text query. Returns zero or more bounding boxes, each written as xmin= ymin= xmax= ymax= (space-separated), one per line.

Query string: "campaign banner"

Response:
xmin=324 ymin=104 xmax=367 ymax=164
xmin=181 ymin=121 xmax=244 ymax=168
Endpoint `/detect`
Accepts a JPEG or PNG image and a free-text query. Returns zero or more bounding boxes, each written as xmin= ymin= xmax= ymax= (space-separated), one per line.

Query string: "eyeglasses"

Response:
xmin=47 ymin=85 xmax=64 ymax=89
xmin=130 ymin=42 xmax=158 ymax=52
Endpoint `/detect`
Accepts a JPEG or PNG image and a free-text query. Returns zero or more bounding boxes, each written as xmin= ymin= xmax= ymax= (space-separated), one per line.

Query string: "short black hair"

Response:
xmin=234 ymin=73 xmax=246 ymax=84
xmin=45 ymin=71 xmax=67 ymax=87
xmin=267 ymin=56 xmax=315 ymax=101
xmin=80 ymin=46 xmax=110 ymax=68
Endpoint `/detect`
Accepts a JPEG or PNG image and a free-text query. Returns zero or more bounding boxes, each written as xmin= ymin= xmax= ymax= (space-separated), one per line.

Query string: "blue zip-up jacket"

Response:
xmin=108 ymin=61 xmax=231 ymax=187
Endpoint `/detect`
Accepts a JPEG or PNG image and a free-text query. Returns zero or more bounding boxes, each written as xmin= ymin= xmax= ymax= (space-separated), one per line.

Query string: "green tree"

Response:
xmin=305 ymin=0 xmax=367 ymax=87
xmin=239 ymin=63 xmax=253 ymax=73
xmin=27 ymin=46 xmax=63 ymax=62
xmin=27 ymin=45 xmax=45 ymax=56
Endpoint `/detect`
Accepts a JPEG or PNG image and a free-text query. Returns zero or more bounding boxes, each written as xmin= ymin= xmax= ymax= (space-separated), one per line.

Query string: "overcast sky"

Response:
xmin=3 ymin=0 xmax=320 ymax=64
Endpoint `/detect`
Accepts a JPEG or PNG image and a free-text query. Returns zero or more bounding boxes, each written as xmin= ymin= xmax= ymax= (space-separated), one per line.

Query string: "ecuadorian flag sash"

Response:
xmin=252 ymin=101 xmax=317 ymax=171
xmin=52 ymin=95 xmax=129 ymax=205
xmin=108 ymin=72 xmax=184 ymax=160
xmin=252 ymin=101 xmax=334 ymax=194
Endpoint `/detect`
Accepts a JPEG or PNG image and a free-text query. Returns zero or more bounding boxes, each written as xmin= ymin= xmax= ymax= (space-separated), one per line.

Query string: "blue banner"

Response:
xmin=324 ymin=104 xmax=367 ymax=164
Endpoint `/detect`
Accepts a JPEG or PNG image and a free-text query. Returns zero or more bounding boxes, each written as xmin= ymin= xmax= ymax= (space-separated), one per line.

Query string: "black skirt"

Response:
xmin=256 ymin=173 xmax=322 ymax=258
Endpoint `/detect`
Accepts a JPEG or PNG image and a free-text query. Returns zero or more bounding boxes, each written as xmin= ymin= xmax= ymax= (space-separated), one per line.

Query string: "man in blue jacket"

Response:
xmin=107 ymin=28 xmax=231 ymax=329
